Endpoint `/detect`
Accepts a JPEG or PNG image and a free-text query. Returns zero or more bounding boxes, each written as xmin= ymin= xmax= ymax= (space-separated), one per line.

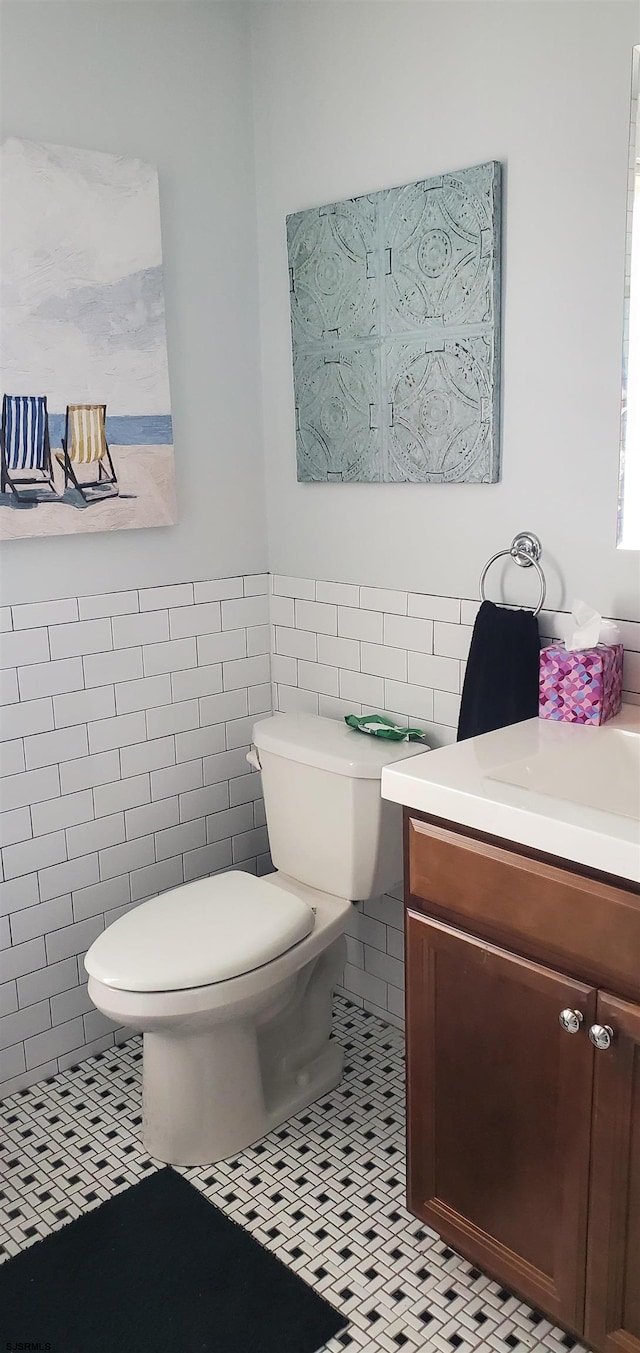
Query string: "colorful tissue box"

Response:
xmin=539 ymin=643 xmax=623 ymax=725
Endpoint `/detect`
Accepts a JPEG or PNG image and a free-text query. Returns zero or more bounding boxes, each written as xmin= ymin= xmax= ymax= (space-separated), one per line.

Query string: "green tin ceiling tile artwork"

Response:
xmin=287 ymin=161 xmax=502 ymax=484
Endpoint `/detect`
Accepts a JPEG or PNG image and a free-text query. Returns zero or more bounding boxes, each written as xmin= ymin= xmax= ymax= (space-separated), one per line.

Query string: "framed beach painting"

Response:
xmin=0 ymin=137 xmax=176 ymax=538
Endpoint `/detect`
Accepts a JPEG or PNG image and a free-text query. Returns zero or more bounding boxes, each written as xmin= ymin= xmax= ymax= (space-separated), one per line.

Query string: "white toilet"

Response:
xmin=85 ymin=713 xmax=423 ymax=1166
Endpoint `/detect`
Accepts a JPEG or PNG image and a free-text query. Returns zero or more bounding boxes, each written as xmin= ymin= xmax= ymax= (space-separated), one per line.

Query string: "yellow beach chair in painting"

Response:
xmin=57 ymin=404 xmax=118 ymax=502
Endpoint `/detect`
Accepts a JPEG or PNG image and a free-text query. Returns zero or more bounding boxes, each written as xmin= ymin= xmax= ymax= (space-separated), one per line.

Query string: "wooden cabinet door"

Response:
xmin=585 ymin=992 xmax=640 ymax=1353
xmin=406 ymin=910 xmax=597 ymax=1333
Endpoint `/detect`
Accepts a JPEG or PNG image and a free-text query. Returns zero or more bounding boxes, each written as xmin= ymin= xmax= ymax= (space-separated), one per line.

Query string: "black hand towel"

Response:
xmin=457 ymin=600 xmax=540 ymax=742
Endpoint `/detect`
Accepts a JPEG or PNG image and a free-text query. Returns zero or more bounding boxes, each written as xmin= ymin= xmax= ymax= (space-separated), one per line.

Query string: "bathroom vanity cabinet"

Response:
xmin=403 ymin=811 xmax=640 ymax=1353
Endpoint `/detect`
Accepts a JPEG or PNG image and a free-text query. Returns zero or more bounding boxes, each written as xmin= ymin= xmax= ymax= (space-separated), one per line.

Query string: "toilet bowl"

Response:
xmin=86 ymin=870 xmax=350 ymax=1165
xmin=85 ymin=713 xmax=425 ymax=1165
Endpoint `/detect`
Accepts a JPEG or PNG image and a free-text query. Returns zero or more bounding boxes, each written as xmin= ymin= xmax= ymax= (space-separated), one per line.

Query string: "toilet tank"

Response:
xmin=252 ymin=714 xmax=426 ymax=900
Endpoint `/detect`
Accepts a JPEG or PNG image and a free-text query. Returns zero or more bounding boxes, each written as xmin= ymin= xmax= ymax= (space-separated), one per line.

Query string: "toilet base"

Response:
xmin=141 ymin=935 xmax=348 ymax=1166
xmin=142 ymin=1019 xmax=265 ymax=1166
xmin=142 ymin=1025 xmax=344 ymax=1166
xmin=264 ymin=1037 xmax=344 ymax=1136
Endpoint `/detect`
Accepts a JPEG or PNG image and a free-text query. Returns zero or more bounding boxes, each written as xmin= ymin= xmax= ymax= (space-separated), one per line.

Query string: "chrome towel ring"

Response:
xmin=479 ymin=532 xmax=546 ymax=617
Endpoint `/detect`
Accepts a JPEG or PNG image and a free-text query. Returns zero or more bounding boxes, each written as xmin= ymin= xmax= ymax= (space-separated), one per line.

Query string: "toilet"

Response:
xmin=85 ymin=713 xmax=423 ymax=1166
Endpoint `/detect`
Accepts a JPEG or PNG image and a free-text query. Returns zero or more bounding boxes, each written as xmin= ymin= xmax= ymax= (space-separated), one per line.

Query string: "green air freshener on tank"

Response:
xmin=344 ymin=714 xmax=429 ymax=744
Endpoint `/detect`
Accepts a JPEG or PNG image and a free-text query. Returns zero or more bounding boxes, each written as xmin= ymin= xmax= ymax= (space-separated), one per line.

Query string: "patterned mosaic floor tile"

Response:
xmin=0 ymin=997 xmax=586 ymax=1353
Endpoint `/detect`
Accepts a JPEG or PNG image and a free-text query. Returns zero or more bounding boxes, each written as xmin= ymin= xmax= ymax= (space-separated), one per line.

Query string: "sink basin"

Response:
xmin=489 ymin=724 xmax=640 ymax=821
xmin=381 ymin=703 xmax=640 ymax=883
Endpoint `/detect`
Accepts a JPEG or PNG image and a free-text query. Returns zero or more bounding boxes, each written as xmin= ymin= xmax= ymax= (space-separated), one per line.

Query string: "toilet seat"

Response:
xmin=84 ymin=870 xmax=315 ymax=993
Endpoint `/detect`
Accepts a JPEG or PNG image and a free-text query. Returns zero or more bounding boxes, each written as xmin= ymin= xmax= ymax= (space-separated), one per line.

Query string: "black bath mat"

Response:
xmin=0 ymin=1166 xmax=347 ymax=1353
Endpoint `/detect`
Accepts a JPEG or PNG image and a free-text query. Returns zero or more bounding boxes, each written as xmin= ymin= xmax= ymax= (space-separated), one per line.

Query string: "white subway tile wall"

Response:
xmin=2 ymin=570 xmax=638 ymax=1096
xmin=0 ymin=575 xmax=271 ymax=1098
xmin=269 ymin=575 xmax=640 ymax=1028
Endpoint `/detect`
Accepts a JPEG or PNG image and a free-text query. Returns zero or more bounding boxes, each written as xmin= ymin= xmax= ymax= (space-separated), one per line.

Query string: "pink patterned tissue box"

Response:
xmin=539 ymin=643 xmax=623 ymax=725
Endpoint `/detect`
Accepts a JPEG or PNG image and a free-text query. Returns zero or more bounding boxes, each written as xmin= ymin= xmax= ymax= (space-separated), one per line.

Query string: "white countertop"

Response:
xmin=381 ymin=705 xmax=640 ymax=885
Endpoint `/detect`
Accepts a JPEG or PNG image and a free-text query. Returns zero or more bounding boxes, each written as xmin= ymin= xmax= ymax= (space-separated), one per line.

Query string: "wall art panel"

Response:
xmin=287 ymin=161 xmax=501 ymax=484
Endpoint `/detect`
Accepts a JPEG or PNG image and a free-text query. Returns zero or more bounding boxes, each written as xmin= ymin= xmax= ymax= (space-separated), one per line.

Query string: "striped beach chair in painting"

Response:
xmin=0 ymin=394 xmax=56 ymax=500
xmin=57 ymin=404 xmax=118 ymax=502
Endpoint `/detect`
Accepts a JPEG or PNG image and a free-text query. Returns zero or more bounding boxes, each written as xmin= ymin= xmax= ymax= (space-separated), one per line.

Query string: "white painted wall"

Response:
xmin=0 ymin=1 xmax=267 ymax=604
xmin=251 ymin=0 xmax=640 ymax=620
xmin=3 ymin=2 xmax=639 ymax=619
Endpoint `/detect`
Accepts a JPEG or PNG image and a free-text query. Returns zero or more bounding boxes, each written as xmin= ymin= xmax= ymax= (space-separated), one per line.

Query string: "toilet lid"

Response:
xmin=84 ymin=871 xmax=315 ymax=992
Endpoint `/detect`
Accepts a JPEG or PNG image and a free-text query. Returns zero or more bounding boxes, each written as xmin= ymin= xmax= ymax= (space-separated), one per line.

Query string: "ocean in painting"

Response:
xmin=47 ymin=414 xmax=173 ymax=446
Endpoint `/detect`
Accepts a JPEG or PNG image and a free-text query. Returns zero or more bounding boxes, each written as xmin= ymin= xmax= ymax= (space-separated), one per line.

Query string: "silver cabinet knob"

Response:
xmin=589 ymin=1024 xmax=614 ymax=1050
xmin=559 ymin=1008 xmax=583 ymax=1034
